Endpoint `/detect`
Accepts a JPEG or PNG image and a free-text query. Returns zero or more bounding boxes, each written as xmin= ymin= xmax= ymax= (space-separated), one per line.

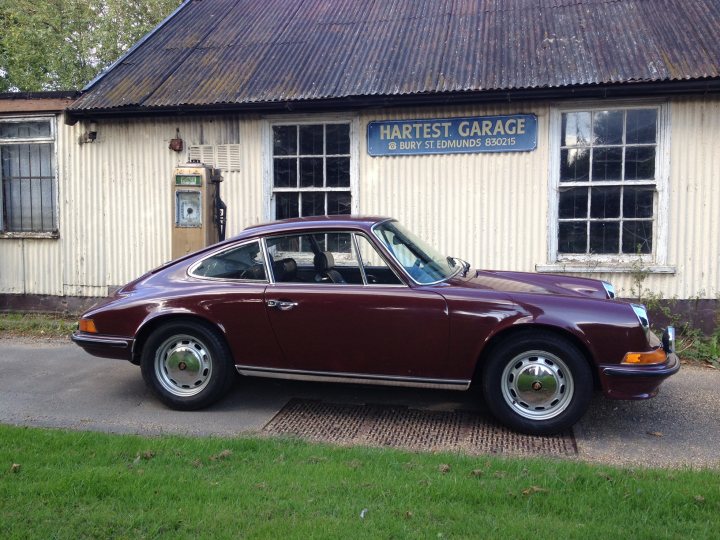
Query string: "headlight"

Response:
xmin=631 ymin=304 xmax=650 ymax=329
xmin=602 ymin=281 xmax=616 ymax=299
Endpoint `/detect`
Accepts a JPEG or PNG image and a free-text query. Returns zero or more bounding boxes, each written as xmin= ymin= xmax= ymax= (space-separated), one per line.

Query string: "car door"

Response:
xmin=261 ymin=231 xmax=452 ymax=383
xmin=188 ymin=239 xmax=285 ymax=368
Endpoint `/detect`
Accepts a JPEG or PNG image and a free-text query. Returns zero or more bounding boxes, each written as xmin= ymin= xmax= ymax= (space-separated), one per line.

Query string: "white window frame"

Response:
xmin=539 ymin=101 xmax=674 ymax=274
xmin=0 ymin=115 xmax=59 ymax=238
xmin=262 ymin=114 xmax=359 ymax=221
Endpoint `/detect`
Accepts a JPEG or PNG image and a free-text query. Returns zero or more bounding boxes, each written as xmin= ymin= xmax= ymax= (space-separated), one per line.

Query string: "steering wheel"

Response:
xmin=238 ymin=263 xmax=262 ymax=280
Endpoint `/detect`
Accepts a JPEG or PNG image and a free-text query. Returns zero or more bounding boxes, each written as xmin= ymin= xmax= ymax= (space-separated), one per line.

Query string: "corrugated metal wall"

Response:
xmin=359 ymin=102 xmax=548 ymax=278
xmin=1 ymin=97 xmax=718 ymax=300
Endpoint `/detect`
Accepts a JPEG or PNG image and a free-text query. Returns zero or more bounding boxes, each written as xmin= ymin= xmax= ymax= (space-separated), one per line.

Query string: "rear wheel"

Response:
xmin=481 ymin=332 xmax=593 ymax=435
xmin=141 ymin=321 xmax=234 ymax=410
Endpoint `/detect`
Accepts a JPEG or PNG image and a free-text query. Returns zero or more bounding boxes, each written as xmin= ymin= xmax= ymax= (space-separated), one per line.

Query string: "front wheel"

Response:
xmin=481 ymin=332 xmax=593 ymax=435
xmin=141 ymin=321 xmax=235 ymax=410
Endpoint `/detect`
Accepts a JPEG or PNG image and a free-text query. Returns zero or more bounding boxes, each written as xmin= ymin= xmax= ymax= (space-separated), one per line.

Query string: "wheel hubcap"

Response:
xmin=155 ymin=334 xmax=213 ymax=397
xmin=500 ymin=350 xmax=574 ymax=420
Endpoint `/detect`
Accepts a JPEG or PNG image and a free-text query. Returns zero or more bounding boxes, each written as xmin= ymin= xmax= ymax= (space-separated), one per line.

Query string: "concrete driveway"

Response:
xmin=2 ymin=337 xmax=718 ymax=468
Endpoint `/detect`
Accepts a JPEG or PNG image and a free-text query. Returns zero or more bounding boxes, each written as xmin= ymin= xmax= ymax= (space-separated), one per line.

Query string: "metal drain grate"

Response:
xmin=264 ymin=399 xmax=577 ymax=457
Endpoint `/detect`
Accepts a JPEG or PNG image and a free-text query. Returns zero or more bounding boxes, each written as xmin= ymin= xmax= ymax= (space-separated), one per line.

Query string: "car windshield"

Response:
xmin=372 ymin=220 xmax=460 ymax=284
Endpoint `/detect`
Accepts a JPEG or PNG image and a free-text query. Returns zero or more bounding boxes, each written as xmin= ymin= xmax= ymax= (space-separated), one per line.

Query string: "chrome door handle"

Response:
xmin=267 ymin=299 xmax=298 ymax=311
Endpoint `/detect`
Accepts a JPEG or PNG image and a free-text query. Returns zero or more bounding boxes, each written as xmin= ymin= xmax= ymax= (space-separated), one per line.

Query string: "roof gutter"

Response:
xmin=66 ymin=78 xmax=720 ymax=121
xmin=81 ymin=0 xmax=194 ymax=93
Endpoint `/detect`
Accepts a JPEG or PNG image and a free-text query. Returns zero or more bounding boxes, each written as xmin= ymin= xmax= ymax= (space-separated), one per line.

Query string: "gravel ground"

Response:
xmin=574 ymin=363 xmax=720 ymax=468
xmin=2 ymin=337 xmax=718 ymax=469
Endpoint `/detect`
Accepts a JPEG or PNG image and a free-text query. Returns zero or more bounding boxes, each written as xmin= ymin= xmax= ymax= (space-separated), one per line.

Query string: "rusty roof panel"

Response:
xmin=71 ymin=0 xmax=720 ymax=112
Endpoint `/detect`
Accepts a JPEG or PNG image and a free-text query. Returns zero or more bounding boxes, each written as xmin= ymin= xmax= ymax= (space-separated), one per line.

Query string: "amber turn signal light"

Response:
xmin=79 ymin=319 xmax=98 ymax=333
xmin=622 ymin=347 xmax=667 ymax=365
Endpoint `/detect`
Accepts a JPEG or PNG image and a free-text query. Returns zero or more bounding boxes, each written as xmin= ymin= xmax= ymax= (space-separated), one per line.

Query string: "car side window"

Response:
xmin=354 ymin=234 xmax=403 ymax=285
xmin=191 ymin=241 xmax=267 ymax=281
xmin=266 ymin=232 xmax=362 ymax=285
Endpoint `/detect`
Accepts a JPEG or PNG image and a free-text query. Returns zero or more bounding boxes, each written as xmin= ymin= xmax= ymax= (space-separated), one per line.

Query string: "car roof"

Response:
xmin=235 ymin=215 xmax=393 ymax=239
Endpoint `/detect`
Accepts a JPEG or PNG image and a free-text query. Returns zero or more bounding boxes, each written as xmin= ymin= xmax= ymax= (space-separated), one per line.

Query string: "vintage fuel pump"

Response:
xmin=171 ymin=163 xmax=226 ymax=259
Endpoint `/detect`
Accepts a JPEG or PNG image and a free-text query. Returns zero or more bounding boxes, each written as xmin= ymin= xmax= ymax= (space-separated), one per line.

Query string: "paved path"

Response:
xmin=2 ymin=337 xmax=718 ymax=468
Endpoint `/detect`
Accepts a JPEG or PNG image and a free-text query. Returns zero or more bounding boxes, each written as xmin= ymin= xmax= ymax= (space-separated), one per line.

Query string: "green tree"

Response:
xmin=0 ymin=0 xmax=182 ymax=92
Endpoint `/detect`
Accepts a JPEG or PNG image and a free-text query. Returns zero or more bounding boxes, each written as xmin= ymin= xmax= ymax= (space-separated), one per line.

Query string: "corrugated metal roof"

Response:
xmin=70 ymin=0 xmax=720 ymax=113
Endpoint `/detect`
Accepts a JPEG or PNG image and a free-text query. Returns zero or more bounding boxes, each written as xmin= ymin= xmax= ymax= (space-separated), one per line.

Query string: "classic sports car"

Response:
xmin=72 ymin=216 xmax=679 ymax=434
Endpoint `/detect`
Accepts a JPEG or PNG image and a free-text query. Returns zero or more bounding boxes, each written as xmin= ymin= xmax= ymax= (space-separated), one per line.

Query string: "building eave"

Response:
xmin=65 ymin=78 xmax=720 ymax=122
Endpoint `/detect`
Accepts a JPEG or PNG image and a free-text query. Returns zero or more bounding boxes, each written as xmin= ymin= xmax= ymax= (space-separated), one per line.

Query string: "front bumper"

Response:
xmin=71 ymin=332 xmax=134 ymax=361
xmin=598 ymin=351 xmax=680 ymax=400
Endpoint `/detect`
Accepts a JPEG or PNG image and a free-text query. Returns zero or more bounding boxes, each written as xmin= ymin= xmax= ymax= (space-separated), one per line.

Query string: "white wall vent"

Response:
xmin=187 ymin=144 xmax=241 ymax=172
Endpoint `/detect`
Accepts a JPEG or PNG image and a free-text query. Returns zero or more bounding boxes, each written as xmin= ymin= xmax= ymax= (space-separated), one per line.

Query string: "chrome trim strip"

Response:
xmin=351 ymin=232 xmax=369 ymax=285
xmin=235 ymin=365 xmax=471 ymax=390
xmin=71 ymin=333 xmax=130 ymax=348
xmin=260 ymin=237 xmax=275 ymax=284
xmin=602 ymin=354 xmax=680 ymax=378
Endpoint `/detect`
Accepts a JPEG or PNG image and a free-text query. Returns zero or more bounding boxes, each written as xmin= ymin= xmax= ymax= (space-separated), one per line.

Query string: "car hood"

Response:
xmin=449 ymin=269 xmax=610 ymax=299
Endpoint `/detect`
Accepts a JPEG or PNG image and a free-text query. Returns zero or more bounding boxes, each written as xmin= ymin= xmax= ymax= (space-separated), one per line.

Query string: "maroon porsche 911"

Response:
xmin=72 ymin=216 xmax=679 ymax=434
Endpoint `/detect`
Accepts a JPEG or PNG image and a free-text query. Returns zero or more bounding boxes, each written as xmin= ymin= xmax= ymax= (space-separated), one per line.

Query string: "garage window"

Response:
xmin=270 ymin=121 xmax=353 ymax=220
xmin=0 ymin=117 xmax=57 ymax=234
xmin=549 ymin=104 xmax=669 ymax=266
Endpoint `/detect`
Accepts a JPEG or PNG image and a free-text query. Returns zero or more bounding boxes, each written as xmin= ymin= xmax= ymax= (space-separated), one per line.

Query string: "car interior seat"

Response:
xmin=313 ymin=251 xmax=346 ymax=284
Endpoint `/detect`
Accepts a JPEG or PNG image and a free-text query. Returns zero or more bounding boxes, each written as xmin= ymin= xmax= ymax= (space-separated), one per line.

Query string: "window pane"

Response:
xmin=561 ymin=112 xmax=591 ymax=146
xmin=624 ymin=146 xmax=655 ymax=180
xmin=321 ymin=233 xmax=357 ymax=266
xmin=326 ymin=157 xmax=350 ymax=187
xmin=299 ymin=125 xmax=324 ymax=155
xmin=193 ymin=242 xmax=266 ymax=280
xmin=626 ymin=109 xmax=656 ymax=144
xmin=623 ymin=187 xmax=654 ymax=218
xmin=589 ymin=221 xmax=619 ymax=254
xmin=592 ymin=147 xmax=622 ymax=181
xmin=622 ymin=221 xmax=653 ymax=254
xmin=327 ymin=232 xmax=352 ymax=253
xmin=301 ymin=191 xmax=325 ymax=216
xmin=273 ymin=126 xmax=297 ymax=156
xmin=273 ymin=158 xmax=296 ymax=188
xmin=558 ymin=187 xmax=588 ymax=219
xmin=1 ymin=143 xmax=55 ymax=232
xmin=592 ymin=110 xmax=623 ymax=145
xmin=271 ymin=122 xmax=352 ymax=221
xmin=560 ymin=148 xmax=589 ymax=182
xmin=590 ymin=186 xmax=621 ymax=219
xmin=300 ymin=157 xmax=323 ymax=187
xmin=558 ymin=222 xmax=587 ymax=253
xmin=0 ymin=121 xmax=51 ymax=139
xmin=267 ymin=234 xmax=309 ymax=262
xmin=355 ymin=234 xmax=403 ymax=285
xmin=327 ymin=192 xmax=351 ymax=215
xmin=275 ymin=192 xmax=299 ymax=219
xmin=326 ymin=124 xmax=350 ymax=154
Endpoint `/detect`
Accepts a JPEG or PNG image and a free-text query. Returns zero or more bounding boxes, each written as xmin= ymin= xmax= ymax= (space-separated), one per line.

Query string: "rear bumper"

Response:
xmin=598 ymin=352 xmax=680 ymax=400
xmin=71 ymin=332 xmax=134 ymax=361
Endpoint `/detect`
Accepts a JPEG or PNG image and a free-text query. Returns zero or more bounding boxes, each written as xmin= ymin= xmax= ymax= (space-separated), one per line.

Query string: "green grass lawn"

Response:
xmin=1 ymin=425 xmax=717 ymax=539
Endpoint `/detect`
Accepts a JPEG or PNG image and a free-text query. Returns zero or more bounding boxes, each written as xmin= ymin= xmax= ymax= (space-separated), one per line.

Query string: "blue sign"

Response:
xmin=367 ymin=114 xmax=537 ymax=156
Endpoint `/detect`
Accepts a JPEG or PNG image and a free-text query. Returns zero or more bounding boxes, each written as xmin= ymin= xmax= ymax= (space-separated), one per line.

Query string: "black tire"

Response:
xmin=140 ymin=320 xmax=235 ymax=410
xmin=481 ymin=331 xmax=593 ymax=435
